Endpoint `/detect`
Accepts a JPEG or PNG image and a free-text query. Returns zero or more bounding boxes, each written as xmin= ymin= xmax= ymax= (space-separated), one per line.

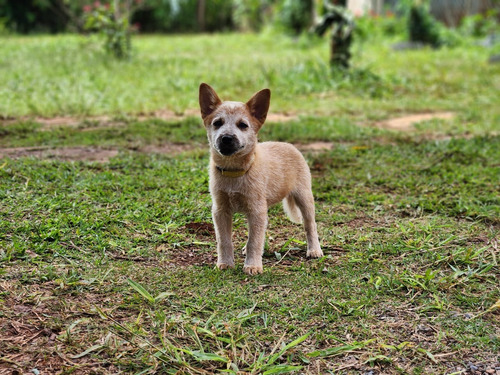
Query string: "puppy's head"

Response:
xmin=199 ymin=83 xmax=270 ymax=157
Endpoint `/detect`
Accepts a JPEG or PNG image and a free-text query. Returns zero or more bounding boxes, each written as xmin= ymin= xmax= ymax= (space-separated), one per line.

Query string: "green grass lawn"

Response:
xmin=0 ymin=32 xmax=499 ymax=374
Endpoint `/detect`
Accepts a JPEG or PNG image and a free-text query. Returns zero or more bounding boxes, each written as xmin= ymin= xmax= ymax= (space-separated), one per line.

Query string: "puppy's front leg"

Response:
xmin=243 ymin=207 xmax=268 ymax=275
xmin=213 ymin=204 xmax=234 ymax=270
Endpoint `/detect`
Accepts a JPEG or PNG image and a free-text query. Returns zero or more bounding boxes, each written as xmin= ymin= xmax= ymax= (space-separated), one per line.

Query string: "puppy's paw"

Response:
xmin=243 ymin=265 xmax=263 ymax=275
xmin=307 ymin=248 xmax=324 ymax=258
xmin=217 ymin=263 xmax=234 ymax=270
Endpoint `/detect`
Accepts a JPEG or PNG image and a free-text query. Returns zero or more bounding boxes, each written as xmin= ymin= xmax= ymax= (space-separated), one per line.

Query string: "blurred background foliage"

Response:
xmin=0 ymin=0 xmax=496 ymax=36
xmin=0 ymin=0 xmax=273 ymax=34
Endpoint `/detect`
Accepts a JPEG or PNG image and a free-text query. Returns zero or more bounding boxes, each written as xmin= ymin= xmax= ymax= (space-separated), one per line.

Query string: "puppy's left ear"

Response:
xmin=246 ymin=88 xmax=271 ymax=125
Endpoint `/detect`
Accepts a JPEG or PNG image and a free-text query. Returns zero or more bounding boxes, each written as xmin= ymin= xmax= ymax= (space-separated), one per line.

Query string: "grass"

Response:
xmin=0 ymin=30 xmax=499 ymax=374
xmin=1 ymin=32 xmax=499 ymax=124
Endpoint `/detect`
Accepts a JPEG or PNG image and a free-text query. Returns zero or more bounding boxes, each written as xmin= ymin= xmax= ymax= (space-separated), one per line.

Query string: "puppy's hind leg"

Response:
xmin=292 ymin=191 xmax=323 ymax=258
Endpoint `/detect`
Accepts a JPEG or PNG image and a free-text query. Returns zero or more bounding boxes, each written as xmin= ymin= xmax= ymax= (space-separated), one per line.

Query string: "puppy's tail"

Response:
xmin=283 ymin=195 xmax=303 ymax=224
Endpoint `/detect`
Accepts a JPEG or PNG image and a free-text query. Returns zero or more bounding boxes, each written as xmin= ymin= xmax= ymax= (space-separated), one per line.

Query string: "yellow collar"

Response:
xmin=215 ymin=154 xmax=255 ymax=178
xmin=216 ymin=166 xmax=248 ymax=178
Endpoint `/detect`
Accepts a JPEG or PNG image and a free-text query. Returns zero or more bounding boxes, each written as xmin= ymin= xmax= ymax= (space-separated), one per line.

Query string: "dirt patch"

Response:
xmin=0 ymin=144 xmax=206 ymax=162
xmin=0 ymin=111 xmax=459 ymax=163
xmin=366 ymin=304 xmax=500 ymax=375
xmin=0 ymin=141 xmax=335 ymax=162
xmin=152 ymin=222 xmax=217 ymax=267
xmin=0 ymin=146 xmax=118 ymax=162
xmin=266 ymin=113 xmax=297 ymax=122
xmin=296 ymin=141 xmax=334 ymax=152
xmin=42 ymin=115 xmax=109 ymax=128
xmin=376 ymin=112 xmax=455 ymax=131
xmin=156 ymin=244 xmax=216 ymax=268
xmin=1 ymin=110 xmax=297 ymax=130
xmin=139 ymin=143 xmax=203 ymax=155
xmin=343 ymin=216 xmax=377 ymax=229
xmin=0 ymin=279 xmax=128 ymax=375
xmin=184 ymin=222 xmax=215 ymax=236
xmin=154 ymin=222 xmax=341 ymax=270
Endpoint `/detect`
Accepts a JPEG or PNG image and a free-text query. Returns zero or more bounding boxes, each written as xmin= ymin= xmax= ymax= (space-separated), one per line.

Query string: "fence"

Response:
xmin=430 ymin=0 xmax=497 ymax=26
xmin=349 ymin=0 xmax=498 ymax=26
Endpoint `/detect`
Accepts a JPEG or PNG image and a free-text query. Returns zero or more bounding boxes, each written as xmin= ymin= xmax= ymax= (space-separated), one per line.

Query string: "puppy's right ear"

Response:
xmin=199 ymin=83 xmax=222 ymax=119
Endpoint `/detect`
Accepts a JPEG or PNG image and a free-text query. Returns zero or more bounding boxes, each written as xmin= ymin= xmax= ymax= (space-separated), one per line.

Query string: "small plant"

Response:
xmin=83 ymin=1 xmax=141 ymax=59
xmin=233 ymin=0 xmax=274 ymax=32
xmin=312 ymin=0 xmax=354 ymax=69
xmin=460 ymin=10 xmax=500 ymax=38
xmin=279 ymin=0 xmax=314 ymax=35
xmin=407 ymin=0 xmax=442 ymax=47
xmin=127 ymin=278 xmax=174 ymax=305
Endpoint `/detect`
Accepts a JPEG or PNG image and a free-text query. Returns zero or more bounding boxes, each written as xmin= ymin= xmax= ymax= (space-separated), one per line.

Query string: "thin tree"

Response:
xmin=312 ymin=0 xmax=354 ymax=69
xmin=197 ymin=0 xmax=206 ymax=31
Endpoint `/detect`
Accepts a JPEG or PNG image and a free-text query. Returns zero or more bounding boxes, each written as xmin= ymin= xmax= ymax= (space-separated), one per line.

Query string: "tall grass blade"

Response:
xmin=266 ymin=333 xmax=310 ymax=366
xmin=127 ymin=278 xmax=155 ymax=303
xmin=307 ymin=339 xmax=374 ymax=358
xmin=263 ymin=364 xmax=303 ymax=374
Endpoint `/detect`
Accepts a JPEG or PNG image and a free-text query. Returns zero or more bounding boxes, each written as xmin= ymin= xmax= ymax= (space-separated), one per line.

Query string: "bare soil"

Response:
xmin=138 ymin=143 xmax=202 ymax=155
xmin=375 ymin=112 xmax=455 ymax=131
xmin=295 ymin=141 xmax=334 ymax=152
xmin=1 ymin=110 xmax=297 ymax=130
xmin=0 ymin=143 xmax=336 ymax=162
xmin=0 ymin=147 xmax=119 ymax=162
xmin=0 ymin=111 xmax=456 ymax=162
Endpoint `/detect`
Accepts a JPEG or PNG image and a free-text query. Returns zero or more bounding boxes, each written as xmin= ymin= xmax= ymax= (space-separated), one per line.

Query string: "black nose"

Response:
xmin=221 ymin=135 xmax=234 ymax=144
xmin=217 ymin=134 xmax=240 ymax=156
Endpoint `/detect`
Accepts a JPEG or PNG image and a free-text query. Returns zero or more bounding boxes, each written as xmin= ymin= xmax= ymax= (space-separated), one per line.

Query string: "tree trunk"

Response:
xmin=197 ymin=0 xmax=206 ymax=32
xmin=330 ymin=1 xmax=352 ymax=69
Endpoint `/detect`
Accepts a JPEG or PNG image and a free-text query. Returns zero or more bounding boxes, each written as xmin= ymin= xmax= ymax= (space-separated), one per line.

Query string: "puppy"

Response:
xmin=199 ymin=83 xmax=323 ymax=275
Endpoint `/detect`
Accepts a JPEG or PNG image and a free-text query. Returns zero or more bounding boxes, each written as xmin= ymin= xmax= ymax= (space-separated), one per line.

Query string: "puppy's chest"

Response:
xmin=225 ymin=192 xmax=248 ymax=212
xmin=211 ymin=178 xmax=251 ymax=212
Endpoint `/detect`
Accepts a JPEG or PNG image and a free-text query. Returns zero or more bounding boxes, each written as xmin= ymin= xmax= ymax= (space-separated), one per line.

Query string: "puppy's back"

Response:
xmin=252 ymin=142 xmax=311 ymax=205
xmin=258 ymin=142 xmax=309 ymax=173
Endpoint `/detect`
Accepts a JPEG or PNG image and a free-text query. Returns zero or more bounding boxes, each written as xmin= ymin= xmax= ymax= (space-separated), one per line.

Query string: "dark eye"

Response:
xmin=213 ymin=119 xmax=223 ymax=128
xmin=238 ymin=122 xmax=249 ymax=130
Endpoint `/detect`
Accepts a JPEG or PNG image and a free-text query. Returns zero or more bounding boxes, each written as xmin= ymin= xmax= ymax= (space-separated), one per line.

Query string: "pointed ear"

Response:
xmin=199 ymin=83 xmax=222 ymax=119
xmin=246 ymin=88 xmax=271 ymax=124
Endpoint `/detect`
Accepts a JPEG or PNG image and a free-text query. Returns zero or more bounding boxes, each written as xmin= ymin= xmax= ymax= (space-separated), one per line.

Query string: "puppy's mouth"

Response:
xmin=216 ymin=135 xmax=244 ymax=156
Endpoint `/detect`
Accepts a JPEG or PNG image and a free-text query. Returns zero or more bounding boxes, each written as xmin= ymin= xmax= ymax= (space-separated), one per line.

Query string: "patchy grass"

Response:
xmin=0 ymin=116 xmax=388 ymax=150
xmin=1 ymin=32 xmax=499 ymax=374
xmin=1 ymin=134 xmax=498 ymax=374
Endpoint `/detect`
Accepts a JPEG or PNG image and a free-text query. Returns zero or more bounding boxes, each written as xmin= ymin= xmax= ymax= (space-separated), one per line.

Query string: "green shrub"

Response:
xmin=0 ymin=0 xmax=69 ymax=33
xmin=131 ymin=0 xmax=234 ymax=33
xmin=408 ymin=3 xmax=443 ymax=47
xmin=459 ymin=10 xmax=500 ymax=38
xmin=278 ymin=0 xmax=314 ymax=34
xmin=83 ymin=2 xmax=132 ymax=59
xmin=233 ymin=0 xmax=276 ymax=31
xmin=354 ymin=13 xmax=407 ymax=41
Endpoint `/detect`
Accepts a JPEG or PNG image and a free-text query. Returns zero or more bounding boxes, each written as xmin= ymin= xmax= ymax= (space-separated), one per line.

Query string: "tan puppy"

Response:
xmin=199 ymin=83 xmax=323 ymax=275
